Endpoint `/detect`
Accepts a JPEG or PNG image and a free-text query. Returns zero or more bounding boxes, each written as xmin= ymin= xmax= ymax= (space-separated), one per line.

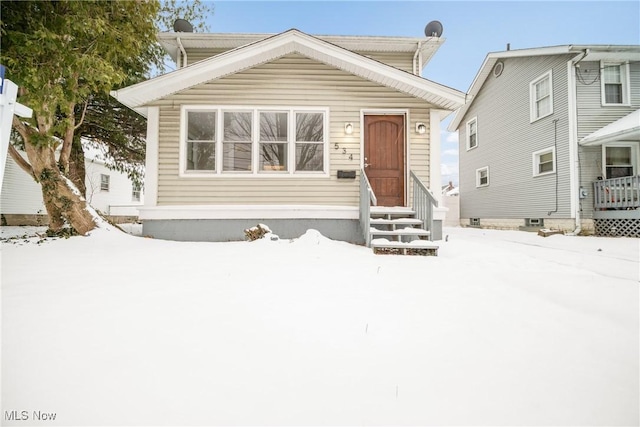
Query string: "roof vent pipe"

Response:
xmin=507 ymin=43 xmax=511 ymax=51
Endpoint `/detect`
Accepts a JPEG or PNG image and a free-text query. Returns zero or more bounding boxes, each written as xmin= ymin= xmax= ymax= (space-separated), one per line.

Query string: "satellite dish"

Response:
xmin=173 ymin=19 xmax=194 ymax=33
xmin=424 ymin=20 xmax=443 ymax=38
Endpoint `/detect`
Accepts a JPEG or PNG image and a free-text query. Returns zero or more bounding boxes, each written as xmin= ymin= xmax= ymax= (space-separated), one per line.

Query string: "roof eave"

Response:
xmin=115 ymin=30 xmax=465 ymax=113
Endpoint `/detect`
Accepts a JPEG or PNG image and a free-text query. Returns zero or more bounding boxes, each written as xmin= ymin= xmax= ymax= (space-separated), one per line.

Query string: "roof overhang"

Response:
xmin=579 ymin=109 xmax=640 ymax=146
xmin=448 ymin=44 xmax=640 ymax=132
xmin=157 ymin=31 xmax=444 ymax=71
xmin=112 ymin=29 xmax=464 ymax=117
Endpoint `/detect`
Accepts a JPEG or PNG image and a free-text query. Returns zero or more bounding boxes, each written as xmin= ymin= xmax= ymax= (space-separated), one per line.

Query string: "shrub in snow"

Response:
xmin=244 ymin=223 xmax=273 ymax=241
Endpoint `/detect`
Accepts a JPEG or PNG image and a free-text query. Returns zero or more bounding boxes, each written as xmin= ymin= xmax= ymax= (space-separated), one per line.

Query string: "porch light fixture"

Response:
xmin=345 ymin=123 xmax=354 ymax=135
xmin=416 ymin=123 xmax=427 ymax=134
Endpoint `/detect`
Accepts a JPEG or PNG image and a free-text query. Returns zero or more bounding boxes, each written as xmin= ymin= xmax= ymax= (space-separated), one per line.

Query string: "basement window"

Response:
xmin=525 ymin=218 xmax=544 ymax=227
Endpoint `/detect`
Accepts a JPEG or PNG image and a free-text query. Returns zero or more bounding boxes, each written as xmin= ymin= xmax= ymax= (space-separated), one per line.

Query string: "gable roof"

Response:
xmin=448 ymin=44 xmax=640 ymax=131
xmin=112 ymin=29 xmax=465 ymax=117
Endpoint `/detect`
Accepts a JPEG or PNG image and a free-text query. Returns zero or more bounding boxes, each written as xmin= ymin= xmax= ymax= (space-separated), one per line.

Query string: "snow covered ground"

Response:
xmin=1 ymin=225 xmax=638 ymax=426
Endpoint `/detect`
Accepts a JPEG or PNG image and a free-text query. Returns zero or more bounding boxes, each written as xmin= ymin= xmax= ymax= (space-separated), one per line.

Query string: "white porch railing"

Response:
xmin=410 ymin=171 xmax=438 ymax=241
xmin=359 ymin=169 xmax=376 ymax=246
xmin=593 ymin=175 xmax=640 ymax=210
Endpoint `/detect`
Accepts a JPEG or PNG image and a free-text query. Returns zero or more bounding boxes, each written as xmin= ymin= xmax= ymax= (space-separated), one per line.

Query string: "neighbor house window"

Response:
xmin=530 ymin=71 xmax=553 ymax=122
xmin=100 ymin=174 xmax=110 ymax=191
xmin=223 ymin=111 xmax=253 ymax=172
xmin=259 ymin=111 xmax=289 ymax=172
xmin=533 ymin=147 xmax=556 ymax=177
xmin=604 ymin=145 xmax=634 ymax=179
xmin=476 ymin=166 xmax=489 ymax=188
xmin=186 ymin=110 xmax=216 ymax=172
xmin=132 ymin=184 xmax=141 ymax=202
xmin=466 ymin=117 xmax=478 ymax=150
xmin=601 ymin=63 xmax=630 ymax=105
xmin=295 ymin=112 xmax=324 ymax=172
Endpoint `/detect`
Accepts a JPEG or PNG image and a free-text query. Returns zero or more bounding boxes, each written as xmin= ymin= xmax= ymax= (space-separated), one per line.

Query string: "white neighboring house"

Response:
xmin=1 ymin=147 xmax=143 ymax=225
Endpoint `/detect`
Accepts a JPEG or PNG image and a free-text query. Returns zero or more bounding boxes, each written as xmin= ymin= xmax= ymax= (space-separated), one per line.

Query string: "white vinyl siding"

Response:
xmin=153 ymin=54 xmax=434 ymax=207
xmin=466 ymin=117 xmax=478 ymax=150
xmin=601 ymin=62 xmax=630 ymax=106
xmin=530 ymin=70 xmax=553 ymax=122
xmin=533 ymin=147 xmax=556 ymax=177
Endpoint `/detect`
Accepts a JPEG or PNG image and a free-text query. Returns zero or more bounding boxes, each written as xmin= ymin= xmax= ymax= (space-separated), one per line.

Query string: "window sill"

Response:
xmin=533 ymin=171 xmax=556 ymax=178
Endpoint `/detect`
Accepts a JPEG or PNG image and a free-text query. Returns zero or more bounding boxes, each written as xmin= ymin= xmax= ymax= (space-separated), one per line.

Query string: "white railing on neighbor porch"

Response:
xmin=411 ymin=171 xmax=438 ymax=241
xmin=359 ymin=169 xmax=377 ymax=246
xmin=593 ymin=175 xmax=640 ymax=210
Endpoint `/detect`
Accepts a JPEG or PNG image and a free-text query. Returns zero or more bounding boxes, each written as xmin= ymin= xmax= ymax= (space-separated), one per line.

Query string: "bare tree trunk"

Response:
xmin=68 ymin=135 xmax=87 ymax=196
xmin=16 ymin=122 xmax=98 ymax=235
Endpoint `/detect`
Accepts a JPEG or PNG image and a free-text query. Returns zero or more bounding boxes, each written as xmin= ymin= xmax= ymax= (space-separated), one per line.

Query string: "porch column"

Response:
xmin=429 ymin=109 xmax=444 ymax=205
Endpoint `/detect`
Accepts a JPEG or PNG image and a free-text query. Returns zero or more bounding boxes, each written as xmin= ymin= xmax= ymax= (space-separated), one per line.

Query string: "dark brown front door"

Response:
xmin=364 ymin=115 xmax=405 ymax=206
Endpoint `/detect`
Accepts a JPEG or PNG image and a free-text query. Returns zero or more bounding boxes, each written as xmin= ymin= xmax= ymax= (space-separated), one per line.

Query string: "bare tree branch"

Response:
xmin=8 ymin=143 xmax=35 ymax=179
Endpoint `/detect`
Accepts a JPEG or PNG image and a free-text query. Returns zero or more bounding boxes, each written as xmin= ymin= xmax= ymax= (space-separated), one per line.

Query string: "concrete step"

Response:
xmin=371 ymin=238 xmax=439 ymax=256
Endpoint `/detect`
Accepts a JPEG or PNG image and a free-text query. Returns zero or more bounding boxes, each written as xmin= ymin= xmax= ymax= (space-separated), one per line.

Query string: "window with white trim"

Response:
xmin=186 ymin=111 xmax=216 ymax=172
xmin=132 ymin=184 xmax=141 ymax=202
xmin=604 ymin=145 xmax=634 ymax=179
xmin=259 ymin=111 xmax=289 ymax=172
xmin=601 ymin=63 xmax=630 ymax=105
xmin=530 ymin=71 xmax=553 ymax=122
xmin=295 ymin=112 xmax=324 ymax=171
xmin=476 ymin=166 xmax=489 ymax=188
xmin=466 ymin=117 xmax=478 ymax=150
xmin=181 ymin=107 xmax=328 ymax=176
xmin=533 ymin=147 xmax=556 ymax=177
xmin=100 ymin=174 xmax=110 ymax=191
xmin=223 ymin=111 xmax=253 ymax=172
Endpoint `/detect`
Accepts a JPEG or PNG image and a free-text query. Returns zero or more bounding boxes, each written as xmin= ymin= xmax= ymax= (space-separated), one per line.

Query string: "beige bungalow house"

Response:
xmin=112 ymin=28 xmax=464 ymax=249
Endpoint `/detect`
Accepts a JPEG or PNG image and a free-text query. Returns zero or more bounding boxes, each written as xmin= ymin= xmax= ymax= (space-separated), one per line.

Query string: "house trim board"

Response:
xmin=145 ymin=106 xmax=159 ymax=207
xmin=567 ymin=54 xmax=581 ymax=222
xmin=429 ymin=109 xmax=444 ymax=205
xmin=137 ymin=204 xmax=359 ymax=220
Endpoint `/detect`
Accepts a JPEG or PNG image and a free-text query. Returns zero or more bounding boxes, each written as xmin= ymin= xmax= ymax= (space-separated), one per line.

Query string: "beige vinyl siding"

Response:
xmin=362 ymin=52 xmax=414 ymax=73
xmin=151 ymin=53 xmax=434 ymax=206
xmin=186 ymin=48 xmax=229 ymax=65
xmin=458 ymin=54 xmax=573 ymax=220
xmin=185 ymin=48 xmax=416 ymax=73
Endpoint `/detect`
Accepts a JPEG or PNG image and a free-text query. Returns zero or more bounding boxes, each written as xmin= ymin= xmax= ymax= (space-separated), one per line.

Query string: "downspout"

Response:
xmin=177 ymin=37 xmax=188 ymax=69
xmin=567 ymin=48 xmax=589 ymax=235
xmin=413 ymin=41 xmax=422 ymax=76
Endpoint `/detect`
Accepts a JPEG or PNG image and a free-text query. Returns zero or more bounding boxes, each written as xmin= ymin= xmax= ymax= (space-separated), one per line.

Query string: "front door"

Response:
xmin=364 ymin=114 xmax=405 ymax=206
